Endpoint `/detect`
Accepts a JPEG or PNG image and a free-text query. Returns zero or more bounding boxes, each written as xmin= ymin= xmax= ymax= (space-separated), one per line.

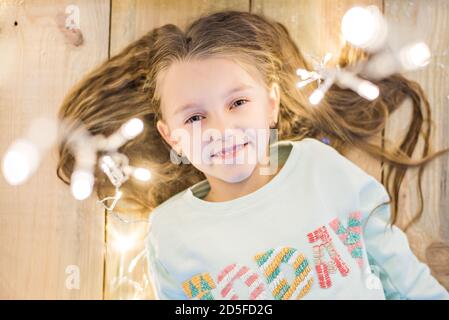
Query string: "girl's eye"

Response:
xmin=185 ymin=114 xmax=204 ymax=124
xmin=184 ymin=99 xmax=249 ymax=125
xmin=230 ymin=98 xmax=249 ymax=109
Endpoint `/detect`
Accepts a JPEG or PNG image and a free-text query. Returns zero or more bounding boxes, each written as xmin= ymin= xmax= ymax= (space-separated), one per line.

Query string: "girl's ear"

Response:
xmin=156 ymin=119 xmax=181 ymax=153
xmin=268 ymin=82 xmax=280 ymax=123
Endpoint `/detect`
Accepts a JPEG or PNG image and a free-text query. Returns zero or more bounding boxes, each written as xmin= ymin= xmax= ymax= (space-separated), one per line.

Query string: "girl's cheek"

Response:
xmin=182 ymin=139 xmax=202 ymax=162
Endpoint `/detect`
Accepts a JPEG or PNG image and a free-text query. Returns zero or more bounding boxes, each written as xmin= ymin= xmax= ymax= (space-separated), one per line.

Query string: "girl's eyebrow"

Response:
xmin=173 ymin=84 xmax=254 ymax=116
xmin=221 ymin=84 xmax=254 ymax=99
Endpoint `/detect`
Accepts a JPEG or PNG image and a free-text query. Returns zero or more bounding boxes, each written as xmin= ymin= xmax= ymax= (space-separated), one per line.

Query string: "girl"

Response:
xmin=56 ymin=10 xmax=449 ymax=300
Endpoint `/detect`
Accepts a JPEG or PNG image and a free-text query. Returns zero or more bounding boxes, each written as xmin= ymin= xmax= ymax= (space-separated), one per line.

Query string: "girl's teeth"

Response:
xmin=215 ymin=144 xmax=244 ymax=157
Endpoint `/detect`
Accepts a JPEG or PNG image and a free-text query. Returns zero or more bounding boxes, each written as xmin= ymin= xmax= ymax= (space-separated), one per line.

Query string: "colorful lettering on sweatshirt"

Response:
xmin=181 ymin=212 xmax=364 ymax=300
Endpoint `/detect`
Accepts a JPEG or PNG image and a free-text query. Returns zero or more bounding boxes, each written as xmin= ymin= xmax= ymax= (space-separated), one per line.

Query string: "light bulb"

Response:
xmin=296 ymin=68 xmax=311 ymax=80
xmin=357 ymin=80 xmax=379 ymax=100
xmin=399 ymin=42 xmax=431 ymax=70
xmin=121 ymin=118 xmax=144 ymax=140
xmin=71 ymin=169 xmax=94 ymax=200
xmin=297 ymin=77 xmax=318 ymax=88
xmin=115 ymin=233 xmax=137 ymax=253
xmin=323 ymin=52 xmax=332 ymax=65
xmin=309 ymin=89 xmax=325 ymax=105
xmin=341 ymin=6 xmax=385 ymax=50
xmin=133 ymin=167 xmax=151 ymax=182
xmin=26 ymin=116 xmax=58 ymax=150
xmin=2 ymin=139 xmax=39 ymax=185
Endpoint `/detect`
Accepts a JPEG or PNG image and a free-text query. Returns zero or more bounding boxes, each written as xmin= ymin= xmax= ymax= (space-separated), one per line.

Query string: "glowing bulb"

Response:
xmin=2 ymin=139 xmax=39 ymax=185
xmin=296 ymin=68 xmax=311 ymax=80
xmin=121 ymin=118 xmax=144 ymax=139
xmin=2 ymin=150 xmax=31 ymax=185
xmin=71 ymin=169 xmax=94 ymax=200
xmin=115 ymin=234 xmax=137 ymax=252
xmin=26 ymin=117 xmax=58 ymax=150
xmin=101 ymin=155 xmax=114 ymax=166
xmin=296 ymin=81 xmax=307 ymax=88
xmin=309 ymin=89 xmax=325 ymax=105
xmin=296 ymin=79 xmax=313 ymax=88
xmin=400 ymin=42 xmax=431 ymax=70
xmin=323 ymin=52 xmax=332 ymax=65
xmin=409 ymin=42 xmax=431 ymax=67
xmin=341 ymin=6 xmax=379 ymax=48
xmin=100 ymin=162 xmax=109 ymax=173
xmin=133 ymin=167 xmax=151 ymax=182
xmin=357 ymin=80 xmax=379 ymax=100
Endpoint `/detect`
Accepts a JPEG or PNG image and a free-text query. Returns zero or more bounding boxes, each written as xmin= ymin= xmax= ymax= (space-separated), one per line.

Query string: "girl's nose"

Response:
xmin=209 ymin=115 xmax=234 ymax=137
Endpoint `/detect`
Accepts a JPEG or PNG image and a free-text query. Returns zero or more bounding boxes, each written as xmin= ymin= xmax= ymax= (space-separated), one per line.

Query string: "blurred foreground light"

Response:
xmin=341 ymin=6 xmax=387 ymax=51
xmin=133 ymin=167 xmax=152 ymax=182
xmin=114 ymin=233 xmax=138 ymax=253
xmin=399 ymin=42 xmax=431 ymax=70
xmin=309 ymin=89 xmax=325 ymax=105
xmin=71 ymin=168 xmax=94 ymax=200
xmin=296 ymin=68 xmax=313 ymax=80
xmin=357 ymin=80 xmax=379 ymax=100
xmin=2 ymin=139 xmax=40 ymax=185
xmin=121 ymin=118 xmax=144 ymax=140
xmin=26 ymin=116 xmax=58 ymax=150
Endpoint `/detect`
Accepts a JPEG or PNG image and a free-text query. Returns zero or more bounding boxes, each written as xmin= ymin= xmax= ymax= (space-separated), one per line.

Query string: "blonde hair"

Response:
xmin=57 ymin=10 xmax=449 ymax=229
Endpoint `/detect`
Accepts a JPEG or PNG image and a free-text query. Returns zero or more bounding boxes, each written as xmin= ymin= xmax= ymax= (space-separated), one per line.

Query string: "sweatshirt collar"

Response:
xmin=181 ymin=139 xmax=301 ymax=214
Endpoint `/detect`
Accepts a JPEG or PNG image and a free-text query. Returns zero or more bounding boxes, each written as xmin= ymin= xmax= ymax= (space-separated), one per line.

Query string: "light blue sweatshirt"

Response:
xmin=145 ymin=137 xmax=449 ymax=300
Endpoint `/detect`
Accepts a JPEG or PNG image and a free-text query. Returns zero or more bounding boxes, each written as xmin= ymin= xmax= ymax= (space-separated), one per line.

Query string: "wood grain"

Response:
xmin=0 ymin=0 xmax=108 ymax=299
xmin=383 ymin=0 xmax=449 ymax=290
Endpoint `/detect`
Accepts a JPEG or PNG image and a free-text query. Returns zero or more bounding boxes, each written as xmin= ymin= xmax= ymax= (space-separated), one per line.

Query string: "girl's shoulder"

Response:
xmin=147 ymin=189 xmax=187 ymax=235
xmin=292 ymin=137 xmax=386 ymax=202
xmin=293 ymin=137 xmax=374 ymax=180
xmin=288 ymin=137 xmax=352 ymax=173
xmin=288 ymin=136 xmax=342 ymax=160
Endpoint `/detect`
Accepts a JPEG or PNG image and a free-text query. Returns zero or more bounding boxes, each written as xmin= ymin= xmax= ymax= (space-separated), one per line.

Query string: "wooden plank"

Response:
xmin=0 ymin=0 xmax=109 ymax=299
xmin=383 ymin=0 xmax=449 ymax=289
xmin=106 ymin=0 xmax=250 ymax=299
xmin=251 ymin=0 xmax=383 ymax=180
xmin=110 ymin=0 xmax=250 ymax=55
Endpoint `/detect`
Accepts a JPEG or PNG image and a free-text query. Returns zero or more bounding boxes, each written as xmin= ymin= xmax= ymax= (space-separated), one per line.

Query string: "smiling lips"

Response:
xmin=211 ymin=142 xmax=249 ymax=159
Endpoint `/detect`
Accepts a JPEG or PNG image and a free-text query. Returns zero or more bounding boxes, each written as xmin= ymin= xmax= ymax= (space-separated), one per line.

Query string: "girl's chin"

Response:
xmin=206 ymin=163 xmax=257 ymax=184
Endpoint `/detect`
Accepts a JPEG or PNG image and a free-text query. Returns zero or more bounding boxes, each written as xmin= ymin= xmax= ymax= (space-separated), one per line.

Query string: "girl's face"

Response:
xmin=156 ymin=57 xmax=279 ymax=183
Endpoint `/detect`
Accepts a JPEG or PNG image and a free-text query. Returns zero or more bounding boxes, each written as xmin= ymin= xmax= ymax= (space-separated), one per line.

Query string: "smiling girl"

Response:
xmin=57 ymin=10 xmax=449 ymax=300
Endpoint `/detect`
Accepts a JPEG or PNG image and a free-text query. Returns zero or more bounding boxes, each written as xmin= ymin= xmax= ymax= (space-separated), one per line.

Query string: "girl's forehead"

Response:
xmin=162 ymin=57 xmax=258 ymax=91
xmin=158 ymin=57 xmax=266 ymax=116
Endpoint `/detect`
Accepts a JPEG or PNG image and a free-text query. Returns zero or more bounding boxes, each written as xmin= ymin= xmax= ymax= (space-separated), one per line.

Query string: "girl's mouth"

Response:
xmin=211 ymin=142 xmax=249 ymax=159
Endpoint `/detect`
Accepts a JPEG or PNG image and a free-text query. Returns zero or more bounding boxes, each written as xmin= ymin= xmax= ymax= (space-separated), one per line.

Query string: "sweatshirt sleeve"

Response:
xmin=145 ymin=222 xmax=188 ymax=300
xmin=359 ymin=173 xmax=449 ymax=300
xmin=305 ymin=138 xmax=449 ymax=300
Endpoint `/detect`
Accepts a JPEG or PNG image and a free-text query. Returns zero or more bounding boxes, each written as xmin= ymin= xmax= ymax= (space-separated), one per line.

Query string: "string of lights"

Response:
xmin=295 ymin=5 xmax=433 ymax=106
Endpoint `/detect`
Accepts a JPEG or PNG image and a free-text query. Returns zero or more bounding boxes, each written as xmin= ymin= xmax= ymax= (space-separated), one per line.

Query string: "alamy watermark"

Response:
xmin=168 ymin=124 xmax=280 ymax=175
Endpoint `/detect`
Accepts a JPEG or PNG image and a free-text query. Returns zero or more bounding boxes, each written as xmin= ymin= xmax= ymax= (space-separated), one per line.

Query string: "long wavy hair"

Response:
xmin=56 ymin=10 xmax=449 ymax=230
